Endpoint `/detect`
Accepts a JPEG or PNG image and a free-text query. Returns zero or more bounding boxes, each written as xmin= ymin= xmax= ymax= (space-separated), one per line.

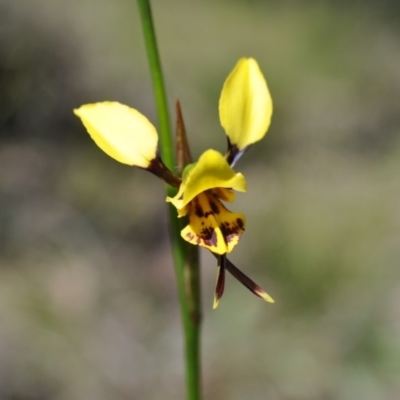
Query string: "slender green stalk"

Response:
xmin=137 ymin=1 xmax=201 ymax=399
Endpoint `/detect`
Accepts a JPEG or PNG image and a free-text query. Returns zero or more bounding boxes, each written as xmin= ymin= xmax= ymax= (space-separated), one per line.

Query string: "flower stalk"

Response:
xmin=137 ymin=1 xmax=201 ymax=399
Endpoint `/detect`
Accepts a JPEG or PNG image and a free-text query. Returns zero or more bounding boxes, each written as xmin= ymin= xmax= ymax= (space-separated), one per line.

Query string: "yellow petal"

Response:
xmin=74 ymin=102 xmax=158 ymax=168
xmin=166 ymin=149 xmax=246 ymax=211
xmin=219 ymin=58 xmax=273 ymax=151
xmin=180 ymin=192 xmax=246 ymax=254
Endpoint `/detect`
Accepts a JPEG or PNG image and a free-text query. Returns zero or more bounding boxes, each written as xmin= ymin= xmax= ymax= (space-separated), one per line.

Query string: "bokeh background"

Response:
xmin=1 ymin=0 xmax=400 ymax=399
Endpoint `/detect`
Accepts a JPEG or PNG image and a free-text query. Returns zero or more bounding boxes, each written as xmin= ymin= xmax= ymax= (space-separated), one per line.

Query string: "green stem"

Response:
xmin=137 ymin=1 xmax=201 ymax=399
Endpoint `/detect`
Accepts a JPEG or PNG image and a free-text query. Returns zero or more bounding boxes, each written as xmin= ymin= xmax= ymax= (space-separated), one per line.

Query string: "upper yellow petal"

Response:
xmin=166 ymin=149 xmax=247 ymax=210
xmin=219 ymin=58 xmax=273 ymax=151
xmin=74 ymin=102 xmax=158 ymax=167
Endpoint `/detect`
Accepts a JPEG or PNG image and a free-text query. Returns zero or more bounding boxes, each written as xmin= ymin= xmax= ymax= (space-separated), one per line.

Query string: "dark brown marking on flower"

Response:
xmin=186 ymin=231 xmax=201 ymax=245
xmin=209 ymin=199 xmax=220 ymax=215
xmin=186 ymin=232 xmax=195 ymax=241
xmin=194 ymin=198 xmax=204 ymax=218
xmin=219 ymin=218 xmax=245 ymax=245
xmin=199 ymin=226 xmax=217 ymax=247
xmin=236 ymin=218 xmax=244 ymax=230
xmin=201 ymin=227 xmax=214 ymax=239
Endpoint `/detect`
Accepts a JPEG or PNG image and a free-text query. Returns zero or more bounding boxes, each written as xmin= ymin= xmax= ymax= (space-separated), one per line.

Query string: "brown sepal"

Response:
xmin=213 ymin=255 xmax=226 ymax=309
xmin=176 ymin=100 xmax=193 ymax=174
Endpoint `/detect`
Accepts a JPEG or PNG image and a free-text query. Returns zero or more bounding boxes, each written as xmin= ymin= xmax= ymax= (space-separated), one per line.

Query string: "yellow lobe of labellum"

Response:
xmin=180 ymin=192 xmax=246 ymax=255
xmin=219 ymin=58 xmax=273 ymax=151
xmin=74 ymin=102 xmax=158 ymax=168
xmin=166 ymin=149 xmax=247 ymax=211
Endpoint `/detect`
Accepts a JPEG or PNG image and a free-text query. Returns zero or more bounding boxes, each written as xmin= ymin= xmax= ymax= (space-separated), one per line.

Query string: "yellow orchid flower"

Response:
xmin=74 ymin=57 xmax=274 ymax=307
xmin=167 ymin=149 xmax=247 ymax=255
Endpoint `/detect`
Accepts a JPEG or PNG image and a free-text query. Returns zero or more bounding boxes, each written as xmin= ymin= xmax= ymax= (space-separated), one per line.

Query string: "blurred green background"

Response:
xmin=1 ymin=0 xmax=400 ymax=399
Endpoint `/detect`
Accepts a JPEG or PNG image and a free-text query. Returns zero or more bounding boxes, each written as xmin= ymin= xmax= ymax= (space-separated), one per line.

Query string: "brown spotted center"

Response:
xmin=182 ymin=190 xmax=246 ymax=254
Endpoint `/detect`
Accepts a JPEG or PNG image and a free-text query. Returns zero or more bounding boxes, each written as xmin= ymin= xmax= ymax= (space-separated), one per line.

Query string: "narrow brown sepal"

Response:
xmin=213 ymin=255 xmax=226 ymax=309
xmin=176 ymin=100 xmax=193 ymax=173
xmin=225 ymin=257 xmax=274 ymax=303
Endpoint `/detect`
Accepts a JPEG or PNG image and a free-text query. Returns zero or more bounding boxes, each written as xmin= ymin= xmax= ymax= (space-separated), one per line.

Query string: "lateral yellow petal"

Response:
xmin=74 ymin=102 xmax=158 ymax=167
xmin=166 ymin=149 xmax=246 ymax=211
xmin=219 ymin=58 xmax=273 ymax=151
xmin=180 ymin=192 xmax=246 ymax=254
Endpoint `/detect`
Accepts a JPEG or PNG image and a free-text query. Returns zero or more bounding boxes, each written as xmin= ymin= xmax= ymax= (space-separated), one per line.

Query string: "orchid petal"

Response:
xmin=74 ymin=102 xmax=158 ymax=168
xmin=219 ymin=58 xmax=272 ymax=159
